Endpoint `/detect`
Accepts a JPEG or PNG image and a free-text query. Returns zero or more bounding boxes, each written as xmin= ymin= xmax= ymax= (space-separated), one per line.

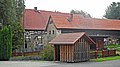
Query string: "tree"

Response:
xmin=12 ymin=0 xmax=25 ymax=49
xmin=104 ymin=2 xmax=120 ymax=19
xmin=0 ymin=0 xmax=25 ymax=49
xmin=70 ymin=10 xmax=92 ymax=18
xmin=0 ymin=0 xmax=14 ymax=26
xmin=0 ymin=26 xmax=12 ymax=60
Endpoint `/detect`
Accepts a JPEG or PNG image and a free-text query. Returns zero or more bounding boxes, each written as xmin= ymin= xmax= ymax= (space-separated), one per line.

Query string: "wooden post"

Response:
xmin=108 ymin=50 xmax=110 ymax=56
xmin=114 ymin=50 xmax=116 ymax=55
xmin=102 ymin=50 xmax=104 ymax=57
xmin=95 ymin=50 xmax=98 ymax=58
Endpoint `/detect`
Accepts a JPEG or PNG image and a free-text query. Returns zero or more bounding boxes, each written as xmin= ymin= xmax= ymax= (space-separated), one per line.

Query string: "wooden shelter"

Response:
xmin=49 ymin=32 xmax=95 ymax=62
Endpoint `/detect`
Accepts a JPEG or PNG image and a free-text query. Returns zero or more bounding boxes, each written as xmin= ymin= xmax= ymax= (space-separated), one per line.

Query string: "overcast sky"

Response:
xmin=25 ymin=0 xmax=120 ymax=18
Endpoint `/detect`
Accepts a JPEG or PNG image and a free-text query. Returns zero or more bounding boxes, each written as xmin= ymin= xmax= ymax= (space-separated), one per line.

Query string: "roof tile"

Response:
xmin=23 ymin=9 xmax=120 ymax=30
xmin=51 ymin=15 xmax=120 ymax=30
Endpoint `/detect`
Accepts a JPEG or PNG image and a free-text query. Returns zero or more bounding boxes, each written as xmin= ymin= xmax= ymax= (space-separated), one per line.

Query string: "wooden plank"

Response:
xmin=66 ymin=45 xmax=67 ymax=62
xmin=68 ymin=45 xmax=69 ymax=62
xmin=68 ymin=45 xmax=70 ymax=62
xmin=67 ymin=45 xmax=68 ymax=62
xmin=76 ymin=42 xmax=78 ymax=62
xmin=64 ymin=45 xmax=65 ymax=62
xmin=62 ymin=45 xmax=64 ymax=61
xmin=71 ymin=44 xmax=74 ymax=62
xmin=69 ymin=45 xmax=71 ymax=62
xmin=76 ymin=43 xmax=78 ymax=61
xmin=65 ymin=45 xmax=67 ymax=62
xmin=75 ymin=43 xmax=77 ymax=61
xmin=62 ymin=45 xmax=64 ymax=62
xmin=74 ymin=43 xmax=76 ymax=61
xmin=77 ymin=42 xmax=79 ymax=61
xmin=60 ymin=45 xmax=62 ymax=61
xmin=85 ymin=40 xmax=87 ymax=60
xmin=54 ymin=46 xmax=56 ymax=61
xmin=70 ymin=45 xmax=72 ymax=62
xmin=61 ymin=45 xmax=63 ymax=61
xmin=63 ymin=45 xmax=65 ymax=61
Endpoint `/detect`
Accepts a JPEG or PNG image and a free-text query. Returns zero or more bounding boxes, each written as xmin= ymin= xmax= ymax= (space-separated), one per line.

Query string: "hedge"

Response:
xmin=40 ymin=45 xmax=54 ymax=61
xmin=0 ymin=26 xmax=12 ymax=60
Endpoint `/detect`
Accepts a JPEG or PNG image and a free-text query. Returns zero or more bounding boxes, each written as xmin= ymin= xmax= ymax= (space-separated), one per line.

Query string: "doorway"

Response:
xmin=55 ymin=45 xmax=60 ymax=61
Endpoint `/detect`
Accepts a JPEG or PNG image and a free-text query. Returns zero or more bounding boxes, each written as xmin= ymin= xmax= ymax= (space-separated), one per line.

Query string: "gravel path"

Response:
xmin=0 ymin=60 xmax=120 ymax=67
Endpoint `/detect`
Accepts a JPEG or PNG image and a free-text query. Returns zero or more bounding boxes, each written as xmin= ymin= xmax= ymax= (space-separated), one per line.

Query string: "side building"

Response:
xmin=46 ymin=14 xmax=120 ymax=50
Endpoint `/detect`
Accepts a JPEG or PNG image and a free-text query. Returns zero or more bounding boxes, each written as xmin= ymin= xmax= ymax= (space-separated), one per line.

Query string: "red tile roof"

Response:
xmin=51 ymin=15 xmax=120 ymax=30
xmin=49 ymin=32 xmax=95 ymax=44
xmin=23 ymin=9 xmax=71 ymax=30
xmin=23 ymin=9 xmax=45 ymax=30
xmin=23 ymin=9 xmax=120 ymax=31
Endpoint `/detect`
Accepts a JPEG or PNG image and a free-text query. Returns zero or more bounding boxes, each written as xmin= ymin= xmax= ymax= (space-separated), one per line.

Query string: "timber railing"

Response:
xmin=90 ymin=50 xmax=116 ymax=59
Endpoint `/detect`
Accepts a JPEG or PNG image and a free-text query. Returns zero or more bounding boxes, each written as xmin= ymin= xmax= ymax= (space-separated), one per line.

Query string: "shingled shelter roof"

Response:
xmin=49 ymin=32 xmax=95 ymax=44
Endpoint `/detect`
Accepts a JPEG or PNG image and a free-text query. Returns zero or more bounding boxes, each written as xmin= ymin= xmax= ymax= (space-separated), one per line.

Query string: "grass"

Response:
xmin=91 ymin=56 xmax=120 ymax=62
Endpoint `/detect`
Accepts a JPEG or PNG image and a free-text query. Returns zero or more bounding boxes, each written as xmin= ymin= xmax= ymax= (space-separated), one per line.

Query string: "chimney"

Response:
xmin=68 ymin=14 xmax=73 ymax=22
xmin=34 ymin=7 xmax=37 ymax=11
xmin=70 ymin=14 xmax=73 ymax=21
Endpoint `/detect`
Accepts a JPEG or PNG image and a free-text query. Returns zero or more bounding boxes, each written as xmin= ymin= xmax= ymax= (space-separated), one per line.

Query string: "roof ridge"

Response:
xmin=86 ymin=17 xmax=120 ymax=21
xmin=40 ymin=10 xmax=70 ymax=15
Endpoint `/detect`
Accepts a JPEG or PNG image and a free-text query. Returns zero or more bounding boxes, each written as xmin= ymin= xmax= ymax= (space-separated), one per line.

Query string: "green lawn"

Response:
xmin=91 ymin=56 xmax=120 ymax=62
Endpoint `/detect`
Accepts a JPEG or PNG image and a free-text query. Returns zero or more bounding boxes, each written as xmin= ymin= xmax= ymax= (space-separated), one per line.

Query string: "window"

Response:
xmin=25 ymin=43 xmax=27 ymax=48
xmin=49 ymin=31 xmax=51 ymax=35
xmin=50 ymin=21 xmax=52 ymax=24
xmin=52 ymin=30 xmax=54 ymax=34
xmin=49 ymin=18 xmax=53 ymax=24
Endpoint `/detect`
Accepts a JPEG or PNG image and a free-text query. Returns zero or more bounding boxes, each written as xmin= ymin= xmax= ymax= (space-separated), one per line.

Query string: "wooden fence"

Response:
xmin=12 ymin=50 xmax=116 ymax=59
xmin=12 ymin=51 xmax=39 ymax=57
xmin=90 ymin=50 xmax=116 ymax=58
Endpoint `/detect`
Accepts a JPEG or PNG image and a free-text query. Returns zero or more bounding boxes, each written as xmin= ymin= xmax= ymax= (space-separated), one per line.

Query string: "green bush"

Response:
xmin=0 ymin=26 xmax=12 ymax=60
xmin=40 ymin=45 xmax=54 ymax=61
xmin=105 ymin=44 xmax=120 ymax=51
